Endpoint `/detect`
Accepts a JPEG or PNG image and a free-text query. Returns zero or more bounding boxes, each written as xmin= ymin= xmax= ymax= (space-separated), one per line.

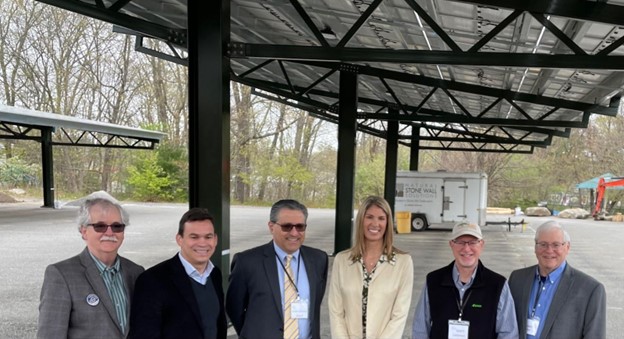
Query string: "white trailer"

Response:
xmin=394 ymin=171 xmax=488 ymax=231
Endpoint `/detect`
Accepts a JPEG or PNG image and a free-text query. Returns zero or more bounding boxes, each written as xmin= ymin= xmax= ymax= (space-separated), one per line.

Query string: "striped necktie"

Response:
xmin=283 ymin=254 xmax=299 ymax=339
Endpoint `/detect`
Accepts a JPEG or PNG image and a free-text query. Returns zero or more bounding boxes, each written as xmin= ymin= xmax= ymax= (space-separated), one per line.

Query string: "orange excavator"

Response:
xmin=593 ymin=177 xmax=624 ymax=219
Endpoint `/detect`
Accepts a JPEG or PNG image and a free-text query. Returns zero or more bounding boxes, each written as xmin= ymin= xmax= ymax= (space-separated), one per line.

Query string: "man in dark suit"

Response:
xmin=509 ymin=220 xmax=606 ymax=339
xmin=129 ymin=208 xmax=227 ymax=339
xmin=38 ymin=191 xmax=144 ymax=339
xmin=226 ymin=199 xmax=329 ymax=339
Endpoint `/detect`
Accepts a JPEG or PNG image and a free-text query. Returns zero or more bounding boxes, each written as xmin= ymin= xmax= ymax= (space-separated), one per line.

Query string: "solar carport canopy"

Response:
xmin=34 ymin=0 xmax=624 ymax=154
xmin=0 ymin=104 xmax=165 ymax=149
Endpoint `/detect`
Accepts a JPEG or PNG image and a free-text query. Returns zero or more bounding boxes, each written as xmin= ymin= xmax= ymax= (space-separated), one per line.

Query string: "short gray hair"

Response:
xmin=535 ymin=220 xmax=570 ymax=242
xmin=77 ymin=191 xmax=129 ymax=231
xmin=269 ymin=199 xmax=308 ymax=223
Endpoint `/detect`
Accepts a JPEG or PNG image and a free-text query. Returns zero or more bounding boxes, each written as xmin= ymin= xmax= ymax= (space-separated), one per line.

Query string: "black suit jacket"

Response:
xmin=226 ymin=241 xmax=328 ymax=339
xmin=128 ymin=254 xmax=227 ymax=339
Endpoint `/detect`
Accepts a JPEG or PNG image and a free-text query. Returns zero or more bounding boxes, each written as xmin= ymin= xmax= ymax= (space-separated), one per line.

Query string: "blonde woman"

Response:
xmin=329 ymin=196 xmax=414 ymax=339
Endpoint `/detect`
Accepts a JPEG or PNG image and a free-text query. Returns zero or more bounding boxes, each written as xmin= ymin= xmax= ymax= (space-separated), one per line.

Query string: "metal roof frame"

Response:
xmin=0 ymin=104 xmax=165 ymax=149
xmin=32 ymin=0 xmax=624 ymax=154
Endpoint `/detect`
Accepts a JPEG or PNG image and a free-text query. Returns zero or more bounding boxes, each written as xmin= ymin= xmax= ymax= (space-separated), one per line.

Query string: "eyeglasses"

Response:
xmin=87 ymin=222 xmax=126 ymax=233
xmin=273 ymin=222 xmax=307 ymax=232
xmin=452 ymin=239 xmax=481 ymax=247
xmin=535 ymin=242 xmax=566 ymax=250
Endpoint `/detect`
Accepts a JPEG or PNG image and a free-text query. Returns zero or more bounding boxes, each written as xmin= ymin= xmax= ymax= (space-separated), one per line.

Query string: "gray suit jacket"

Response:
xmin=226 ymin=241 xmax=329 ymax=339
xmin=38 ymin=247 xmax=144 ymax=339
xmin=508 ymin=263 xmax=606 ymax=339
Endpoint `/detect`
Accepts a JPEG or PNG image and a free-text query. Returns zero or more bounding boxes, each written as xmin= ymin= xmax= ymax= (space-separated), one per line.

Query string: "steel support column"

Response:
xmin=188 ymin=0 xmax=230 ymax=275
xmin=410 ymin=125 xmax=420 ymax=171
xmin=41 ymin=127 xmax=54 ymax=208
xmin=334 ymin=69 xmax=358 ymax=254
xmin=384 ymin=118 xmax=399 ymax=216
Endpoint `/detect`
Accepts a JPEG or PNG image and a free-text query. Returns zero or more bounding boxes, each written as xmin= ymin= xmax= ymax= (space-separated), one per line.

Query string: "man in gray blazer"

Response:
xmin=226 ymin=199 xmax=329 ymax=339
xmin=508 ymin=220 xmax=606 ymax=339
xmin=37 ymin=191 xmax=144 ymax=339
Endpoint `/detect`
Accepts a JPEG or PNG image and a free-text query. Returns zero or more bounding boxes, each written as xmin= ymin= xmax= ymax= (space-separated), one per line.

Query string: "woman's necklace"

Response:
xmin=364 ymin=251 xmax=381 ymax=272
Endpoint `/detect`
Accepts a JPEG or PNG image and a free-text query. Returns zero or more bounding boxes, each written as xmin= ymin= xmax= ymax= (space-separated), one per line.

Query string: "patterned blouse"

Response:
xmin=357 ymin=252 xmax=397 ymax=339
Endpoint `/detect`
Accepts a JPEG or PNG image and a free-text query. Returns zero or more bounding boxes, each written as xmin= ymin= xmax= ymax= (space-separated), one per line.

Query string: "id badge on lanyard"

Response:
xmin=290 ymin=297 xmax=309 ymax=319
xmin=448 ymin=319 xmax=470 ymax=339
xmin=450 ymin=289 xmax=473 ymax=339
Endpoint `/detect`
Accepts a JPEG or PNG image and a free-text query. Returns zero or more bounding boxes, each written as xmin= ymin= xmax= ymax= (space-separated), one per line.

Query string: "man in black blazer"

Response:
xmin=129 ymin=208 xmax=227 ymax=339
xmin=226 ymin=199 xmax=329 ymax=339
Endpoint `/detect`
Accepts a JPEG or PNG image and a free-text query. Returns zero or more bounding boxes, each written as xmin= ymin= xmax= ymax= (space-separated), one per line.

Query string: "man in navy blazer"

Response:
xmin=226 ymin=199 xmax=329 ymax=339
xmin=129 ymin=208 xmax=227 ymax=339
xmin=508 ymin=220 xmax=606 ymax=339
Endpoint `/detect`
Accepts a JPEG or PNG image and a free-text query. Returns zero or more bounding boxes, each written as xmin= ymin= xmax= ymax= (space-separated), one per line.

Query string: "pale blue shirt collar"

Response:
xmin=178 ymin=252 xmax=214 ymax=285
xmin=273 ymin=242 xmax=301 ymax=263
xmin=535 ymin=260 xmax=567 ymax=283
xmin=452 ymin=263 xmax=478 ymax=299
xmin=272 ymin=242 xmax=311 ymax=339
xmin=527 ymin=261 xmax=567 ymax=339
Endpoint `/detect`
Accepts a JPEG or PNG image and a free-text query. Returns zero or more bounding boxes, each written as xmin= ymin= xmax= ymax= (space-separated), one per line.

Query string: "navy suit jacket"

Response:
xmin=226 ymin=241 xmax=328 ymax=339
xmin=508 ymin=263 xmax=606 ymax=339
xmin=129 ymin=254 xmax=227 ymax=339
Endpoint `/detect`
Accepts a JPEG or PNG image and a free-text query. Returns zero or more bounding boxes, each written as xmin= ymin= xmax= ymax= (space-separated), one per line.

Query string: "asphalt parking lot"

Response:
xmin=1 ymin=202 xmax=622 ymax=338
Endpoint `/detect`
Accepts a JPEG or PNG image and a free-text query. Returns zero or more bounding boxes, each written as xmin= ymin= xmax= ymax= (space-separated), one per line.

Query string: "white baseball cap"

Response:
xmin=451 ymin=222 xmax=482 ymax=240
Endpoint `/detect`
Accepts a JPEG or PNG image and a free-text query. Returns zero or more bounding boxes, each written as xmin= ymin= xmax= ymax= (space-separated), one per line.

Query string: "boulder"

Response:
xmin=8 ymin=188 xmax=26 ymax=195
xmin=557 ymin=208 xmax=590 ymax=219
xmin=525 ymin=206 xmax=551 ymax=216
xmin=0 ymin=192 xmax=18 ymax=203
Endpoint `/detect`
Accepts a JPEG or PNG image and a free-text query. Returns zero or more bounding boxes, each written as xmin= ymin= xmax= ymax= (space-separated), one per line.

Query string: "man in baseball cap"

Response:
xmin=412 ymin=221 xmax=518 ymax=339
xmin=450 ymin=221 xmax=483 ymax=240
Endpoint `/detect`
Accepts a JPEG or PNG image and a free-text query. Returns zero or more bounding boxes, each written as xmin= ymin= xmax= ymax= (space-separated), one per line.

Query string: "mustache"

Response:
xmin=100 ymin=236 xmax=118 ymax=242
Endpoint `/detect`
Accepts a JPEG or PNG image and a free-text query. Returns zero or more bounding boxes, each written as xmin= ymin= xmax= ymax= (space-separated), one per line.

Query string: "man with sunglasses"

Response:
xmin=226 ymin=199 xmax=328 ymax=339
xmin=38 ymin=191 xmax=144 ymax=339
xmin=412 ymin=222 xmax=518 ymax=339
xmin=508 ymin=220 xmax=606 ymax=339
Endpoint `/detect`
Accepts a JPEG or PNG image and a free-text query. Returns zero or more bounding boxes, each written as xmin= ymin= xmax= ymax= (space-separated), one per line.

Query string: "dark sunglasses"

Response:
xmin=87 ymin=222 xmax=126 ymax=233
xmin=274 ymin=222 xmax=307 ymax=232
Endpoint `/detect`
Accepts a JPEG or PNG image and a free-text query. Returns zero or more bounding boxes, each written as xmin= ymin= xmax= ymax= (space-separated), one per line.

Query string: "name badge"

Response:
xmin=448 ymin=319 xmax=470 ymax=339
xmin=527 ymin=317 xmax=540 ymax=336
xmin=291 ymin=298 xmax=309 ymax=319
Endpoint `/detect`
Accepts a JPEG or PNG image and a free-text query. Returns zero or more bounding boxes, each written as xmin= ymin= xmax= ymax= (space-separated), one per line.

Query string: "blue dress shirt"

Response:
xmin=274 ymin=242 xmax=311 ymax=339
xmin=527 ymin=261 xmax=566 ymax=339
xmin=178 ymin=252 xmax=214 ymax=285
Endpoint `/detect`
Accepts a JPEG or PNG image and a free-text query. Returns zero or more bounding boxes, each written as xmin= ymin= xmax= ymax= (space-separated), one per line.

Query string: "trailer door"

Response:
xmin=442 ymin=179 xmax=467 ymax=222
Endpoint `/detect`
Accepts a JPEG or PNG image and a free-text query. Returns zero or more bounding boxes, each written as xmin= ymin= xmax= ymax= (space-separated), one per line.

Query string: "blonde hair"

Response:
xmin=349 ymin=195 xmax=406 ymax=261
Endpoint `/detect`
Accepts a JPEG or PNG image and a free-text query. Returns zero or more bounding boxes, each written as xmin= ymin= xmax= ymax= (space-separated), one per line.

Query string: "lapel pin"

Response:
xmin=86 ymin=293 xmax=100 ymax=306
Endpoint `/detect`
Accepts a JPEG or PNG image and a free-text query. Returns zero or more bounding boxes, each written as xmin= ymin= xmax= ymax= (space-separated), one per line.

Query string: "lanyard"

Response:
xmin=531 ymin=276 xmax=547 ymax=318
xmin=455 ymin=290 xmax=473 ymax=320
xmin=276 ymin=252 xmax=301 ymax=295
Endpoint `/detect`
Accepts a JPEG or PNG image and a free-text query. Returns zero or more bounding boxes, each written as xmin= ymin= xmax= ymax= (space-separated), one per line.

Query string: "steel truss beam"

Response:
xmin=453 ymin=0 xmax=624 ymax=27
xmin=244 ymin=80 xmax=549 ymax=154
xmin=0 ymin=122 xmax=159 ymax=149
xmin=35 ymin=0 xmax=187 ymax=47
xmin=113 ymin=26 xmax=188 ymax=66
xmin=233 ymin=73 xmax=593 ymax=129
xmin=232 ymin=43 xmax=624 ymax=70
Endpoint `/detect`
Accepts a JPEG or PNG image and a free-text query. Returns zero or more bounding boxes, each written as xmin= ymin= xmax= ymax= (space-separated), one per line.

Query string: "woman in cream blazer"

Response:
xmin=329 ymin=196 xmax=414 ymax=339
